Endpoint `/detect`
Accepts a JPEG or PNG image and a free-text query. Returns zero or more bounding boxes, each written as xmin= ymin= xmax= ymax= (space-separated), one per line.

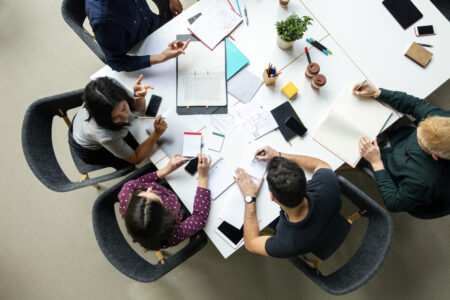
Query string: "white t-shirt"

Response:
xmin=72 ymin=106 xmax=134 ymax=159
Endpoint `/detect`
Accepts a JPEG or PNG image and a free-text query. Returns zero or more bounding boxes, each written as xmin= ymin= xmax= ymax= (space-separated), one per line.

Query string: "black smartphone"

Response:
xmin=217 ymin=221 xmax=243 ymax=245
xmin=415 ymin=25 xmax=435 ymax=37
xmin=285 ymin=116 xmax=307 ymax=137
xmin=145 ymin=95 xmax=162 ymax=117
xmin=184 ymin=157 xmax=198 ymax=175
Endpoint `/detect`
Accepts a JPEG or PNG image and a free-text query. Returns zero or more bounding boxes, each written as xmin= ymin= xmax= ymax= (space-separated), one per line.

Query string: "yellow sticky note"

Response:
xmin=281 ymin=81 xmax=299 ymax=99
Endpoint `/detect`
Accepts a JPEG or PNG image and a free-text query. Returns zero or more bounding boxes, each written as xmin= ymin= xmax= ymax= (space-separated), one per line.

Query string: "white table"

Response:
xmin=301 ymin=0 xmax=450 ymax=99
xmin=90 ymin=0 xmax=418 ymax=258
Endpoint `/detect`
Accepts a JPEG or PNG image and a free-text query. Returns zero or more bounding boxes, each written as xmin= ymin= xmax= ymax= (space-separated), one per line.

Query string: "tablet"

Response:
xmin=382 ymin=0 xmax=423 ymax=29
xmin=215 ymin=221 xmax=244 ymax=249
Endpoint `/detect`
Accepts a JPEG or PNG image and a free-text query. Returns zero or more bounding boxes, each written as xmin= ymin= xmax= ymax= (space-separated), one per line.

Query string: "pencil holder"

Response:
xmin=263 ymin=68 xmax=278 ymax=85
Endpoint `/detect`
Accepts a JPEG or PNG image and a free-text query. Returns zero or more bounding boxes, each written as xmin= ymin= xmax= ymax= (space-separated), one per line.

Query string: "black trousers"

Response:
xmin=68 ymin=126 xmax=138 ymax=170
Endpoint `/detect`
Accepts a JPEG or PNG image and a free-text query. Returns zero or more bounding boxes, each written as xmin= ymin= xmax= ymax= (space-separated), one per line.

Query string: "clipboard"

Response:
xmin=176 ymin=34 xmax=228 ymax=115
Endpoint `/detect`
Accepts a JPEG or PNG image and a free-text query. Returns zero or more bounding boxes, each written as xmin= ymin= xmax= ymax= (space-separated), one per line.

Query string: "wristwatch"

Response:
xmin=244 ymin=195 xmax=256 ymax=203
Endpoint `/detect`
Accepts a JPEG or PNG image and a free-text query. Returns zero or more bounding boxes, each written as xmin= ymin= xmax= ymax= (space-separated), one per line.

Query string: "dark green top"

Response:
xmin=375 ymin=89 xmax=450 ymax=213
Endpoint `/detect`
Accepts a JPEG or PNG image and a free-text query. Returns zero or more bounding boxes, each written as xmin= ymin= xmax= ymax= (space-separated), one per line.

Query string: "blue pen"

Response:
xmin=235 ymin=0 xmax=242 ymax=16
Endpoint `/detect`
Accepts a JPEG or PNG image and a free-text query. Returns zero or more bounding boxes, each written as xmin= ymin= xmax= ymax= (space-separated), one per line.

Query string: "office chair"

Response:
xmin=61 ymin=0 xmax=106 ymax=63
xmin=287 ymin=175 xmax=394 ymax=295
xmin=92 ymin=163 xmax=208 ymax=282
xmin=21 ymin=89 xmax=135 ymax=192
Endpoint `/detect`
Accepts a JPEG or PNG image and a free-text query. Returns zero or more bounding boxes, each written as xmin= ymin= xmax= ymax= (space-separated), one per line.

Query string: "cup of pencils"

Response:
xmin=263 ymin=64 xmax=280 ymax=85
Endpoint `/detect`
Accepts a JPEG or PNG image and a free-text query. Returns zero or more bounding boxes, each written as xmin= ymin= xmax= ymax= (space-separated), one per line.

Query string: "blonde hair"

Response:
xmin=417 ymin=116 xmax=450 ymax=159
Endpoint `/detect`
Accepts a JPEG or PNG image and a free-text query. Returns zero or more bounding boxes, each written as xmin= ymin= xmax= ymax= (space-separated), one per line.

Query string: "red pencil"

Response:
xmin=305 ymin=47 xmax=311 ymax=64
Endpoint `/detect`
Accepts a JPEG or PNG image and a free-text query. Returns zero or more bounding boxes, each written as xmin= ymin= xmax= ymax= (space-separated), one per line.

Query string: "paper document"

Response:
xmin=182 ymin=132 xmax=202 ymax=157
xmin=207 ymin=158 xmax=235 ymax=200
xmin=239 ymin=144 xmax=267 ymax=179
xmin=236 ymin=102 xmax=278 ymax=141
xmin=188 ymin=0 xmax=242 ymax=50
xmin=177 ymin=41 xmax=226 ymax=107
xmin=151 ymin=109 xmax=192 ymax=158
xmin=227 ymin=69 xmax=262 ymax=104
xmin=218 ymin=184 xmax=244 ymax=229
xmin=313 ymin=84 xmax=393 ymax=167
xmin=208 ymin=132 xmax=225 ymax=152
xmin=196 ymin=108 xmax=238 ymax=135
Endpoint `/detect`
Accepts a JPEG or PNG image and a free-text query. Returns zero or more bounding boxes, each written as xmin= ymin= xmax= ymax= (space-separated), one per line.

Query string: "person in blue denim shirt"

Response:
xmin=86 ymin=0 xmax=189 ymax=72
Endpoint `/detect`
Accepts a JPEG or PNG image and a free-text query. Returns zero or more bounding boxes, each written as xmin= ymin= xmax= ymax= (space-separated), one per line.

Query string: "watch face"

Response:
xmin=245 ymin=196 xmax=255 ymax=203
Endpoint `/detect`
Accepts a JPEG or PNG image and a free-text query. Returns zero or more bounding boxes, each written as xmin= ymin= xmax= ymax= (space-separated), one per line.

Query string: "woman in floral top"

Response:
xmin=118 ymin=153 xmax=212 ymax=250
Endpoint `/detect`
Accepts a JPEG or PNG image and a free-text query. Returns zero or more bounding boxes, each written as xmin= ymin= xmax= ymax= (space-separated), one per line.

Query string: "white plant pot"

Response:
xmin=277 ymin=36 xmax=294 ymax=49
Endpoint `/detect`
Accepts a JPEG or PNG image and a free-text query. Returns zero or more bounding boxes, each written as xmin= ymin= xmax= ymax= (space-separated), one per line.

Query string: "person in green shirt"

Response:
xmin=353 ymin=82 xmax=450 ymax=216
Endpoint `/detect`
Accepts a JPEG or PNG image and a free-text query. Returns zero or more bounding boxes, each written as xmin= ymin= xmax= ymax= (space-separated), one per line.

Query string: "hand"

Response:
xmin=254 ymin=145 xmax=278 ymax=162
xmin=133 ymin=74 xmax=154 ymax=112
xmin=234 ymin=168 xmax=264 ymax=198
xmin=161 ymin=39 xmax=190 ymax=61
xmin=153 ymin=115 xmax=168 ymax=136
xmin=167 ymin=154 xmax=189 ymax=172
xmin=359 ymin=137 xmax=384 ymax=170
xmin=352 ymin=81 xmax=381 ymax=98
xmin=169 ymin=0 xmax=183 ymax=16
xmin=197 ymin=153 xmax=212 ymax=179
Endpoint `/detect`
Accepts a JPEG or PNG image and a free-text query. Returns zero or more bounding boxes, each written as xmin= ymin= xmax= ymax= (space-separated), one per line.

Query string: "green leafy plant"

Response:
xmin=276 ymin=14 xmax=313 ymax=42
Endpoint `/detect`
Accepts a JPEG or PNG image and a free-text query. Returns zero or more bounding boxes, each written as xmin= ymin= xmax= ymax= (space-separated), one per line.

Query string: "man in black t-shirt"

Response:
xmin=234 ymin=145 xmax=342 ymax=258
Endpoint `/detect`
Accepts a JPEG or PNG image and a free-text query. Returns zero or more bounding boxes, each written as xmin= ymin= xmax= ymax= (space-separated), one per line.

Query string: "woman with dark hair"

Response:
xmin=70 ymin=75 xmax=167 ymax=169
xmin=118 ymin=153 xmax=212 ymax=250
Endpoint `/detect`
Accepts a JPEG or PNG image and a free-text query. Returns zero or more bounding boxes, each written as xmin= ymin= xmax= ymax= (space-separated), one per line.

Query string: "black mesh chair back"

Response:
xmin=61 ymin=0 xmax=106 ymax=63
xmin=288 ymin=175 xmax=394 ymax=295
xmin=92 ymin=163 xmax=208 ymax=282
xmin=21 ymin=90 xmax=134 ymax=192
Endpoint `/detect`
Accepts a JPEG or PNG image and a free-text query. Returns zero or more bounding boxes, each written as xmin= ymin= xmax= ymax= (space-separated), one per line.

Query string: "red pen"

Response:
xmin=305 ymin=47 xmax=311 ymax=64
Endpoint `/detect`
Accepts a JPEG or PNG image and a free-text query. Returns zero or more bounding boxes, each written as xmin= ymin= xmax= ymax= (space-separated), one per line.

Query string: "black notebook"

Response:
xmin=382 ymin=0 xmax=423 ymax=29
xmin=431 ymin=0 xmax=450 ymax=23
xmin=271 ymin=101 xmax=307 ymax=141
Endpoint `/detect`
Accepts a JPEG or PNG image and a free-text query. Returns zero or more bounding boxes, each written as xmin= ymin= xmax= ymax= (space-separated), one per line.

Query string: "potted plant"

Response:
xmin=276 ymin=14 xmax=313 ymax=49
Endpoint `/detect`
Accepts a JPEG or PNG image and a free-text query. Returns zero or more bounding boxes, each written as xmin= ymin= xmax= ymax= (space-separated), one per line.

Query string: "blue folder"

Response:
xmin=226 ymin=38 xmax=249 ymax=80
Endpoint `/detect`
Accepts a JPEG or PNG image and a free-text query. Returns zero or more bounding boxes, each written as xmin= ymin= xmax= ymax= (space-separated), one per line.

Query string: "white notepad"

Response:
xmin=187 ymin=0 xmax=242 ymax=50
xmin=177 ymin=41 xmax=226 ymax=107
xmin=207 ymin=158 xmax=235 ymax=200
xmin=182 ymin=132 xmax=202 ymax=158
xmin=313 ymin=84 xmax=393 ymax=167
xmin=239 ymin=144 xmax=267 ymax=179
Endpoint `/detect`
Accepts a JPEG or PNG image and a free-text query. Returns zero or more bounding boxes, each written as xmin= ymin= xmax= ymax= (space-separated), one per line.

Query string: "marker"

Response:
xmin=417 ymin=43 xmax=433 ymax=48
xmin=310 ymin=38 xmax=332 ymax=54
xmin=305 ymin=47 xmax=311 ymax=64
xmin=306 ymin=38 xmax=329 ymax=55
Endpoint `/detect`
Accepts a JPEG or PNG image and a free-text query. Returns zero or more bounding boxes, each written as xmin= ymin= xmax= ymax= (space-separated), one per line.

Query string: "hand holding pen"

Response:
xmin=352 ymin=81 xmax=381 ymax=98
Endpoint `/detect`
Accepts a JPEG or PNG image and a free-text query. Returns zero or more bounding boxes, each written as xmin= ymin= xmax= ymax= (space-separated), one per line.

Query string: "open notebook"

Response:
xmin=313 ymin=84 xmax=393 ymax=167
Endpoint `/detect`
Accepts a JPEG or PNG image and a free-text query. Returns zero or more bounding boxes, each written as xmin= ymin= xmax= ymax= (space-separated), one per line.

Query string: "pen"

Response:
xmin=135 ymin=116 xmax=156 ymax=119
xmin=244 ymin=5 xmax=248 ymax=25
xmin=235 ymin=0 xmax=242 ymax=16
xmin=310 ymin=38 xmax=332 ymax=54
xmin=305 ymin=47 xmax=311 ymax=64
xmin=417 ymin=43 xmax=433 ymax=48
xmin=257 ymin=150 xmax=266 ymax=156
xmin=356 ymin=80 xmax=367 ymax=91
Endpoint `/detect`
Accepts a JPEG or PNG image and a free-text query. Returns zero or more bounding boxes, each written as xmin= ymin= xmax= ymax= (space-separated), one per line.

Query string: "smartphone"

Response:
xmin=285 ymin=116 xmax=307 ymax=137
xmin=184 ymin=157 xmax=198 ymax=175
xmin=145 ymin=95 xmax=162 ymax=117
xmin=414 ymin=25 xmax=435 ymax=37
xmin=217 ymin=221 xmax=243 ymax=246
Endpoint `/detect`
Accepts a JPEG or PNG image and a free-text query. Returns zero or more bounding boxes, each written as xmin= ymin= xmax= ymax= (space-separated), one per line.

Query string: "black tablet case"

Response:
xmin=176 ymin=34 xmax=228 ymax=115
xmin=431 ymin=0 xmax=450 ymax=22
xmin=271 ymin=101 xmax=306 ymax=141
xmin=382 ymin=0 xmax=423 ymax=29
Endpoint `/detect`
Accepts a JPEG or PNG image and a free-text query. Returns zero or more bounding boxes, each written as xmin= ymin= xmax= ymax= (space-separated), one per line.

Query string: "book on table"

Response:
xmin=313 ymin=84 xmax=393 ymax=168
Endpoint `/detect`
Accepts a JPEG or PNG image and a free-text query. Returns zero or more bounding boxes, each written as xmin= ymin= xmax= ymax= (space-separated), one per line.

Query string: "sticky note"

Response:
xmin=281 ymin=81 xmax=299 ymax=99
xmin=208 ymin=132 xmax=225 ymax=152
